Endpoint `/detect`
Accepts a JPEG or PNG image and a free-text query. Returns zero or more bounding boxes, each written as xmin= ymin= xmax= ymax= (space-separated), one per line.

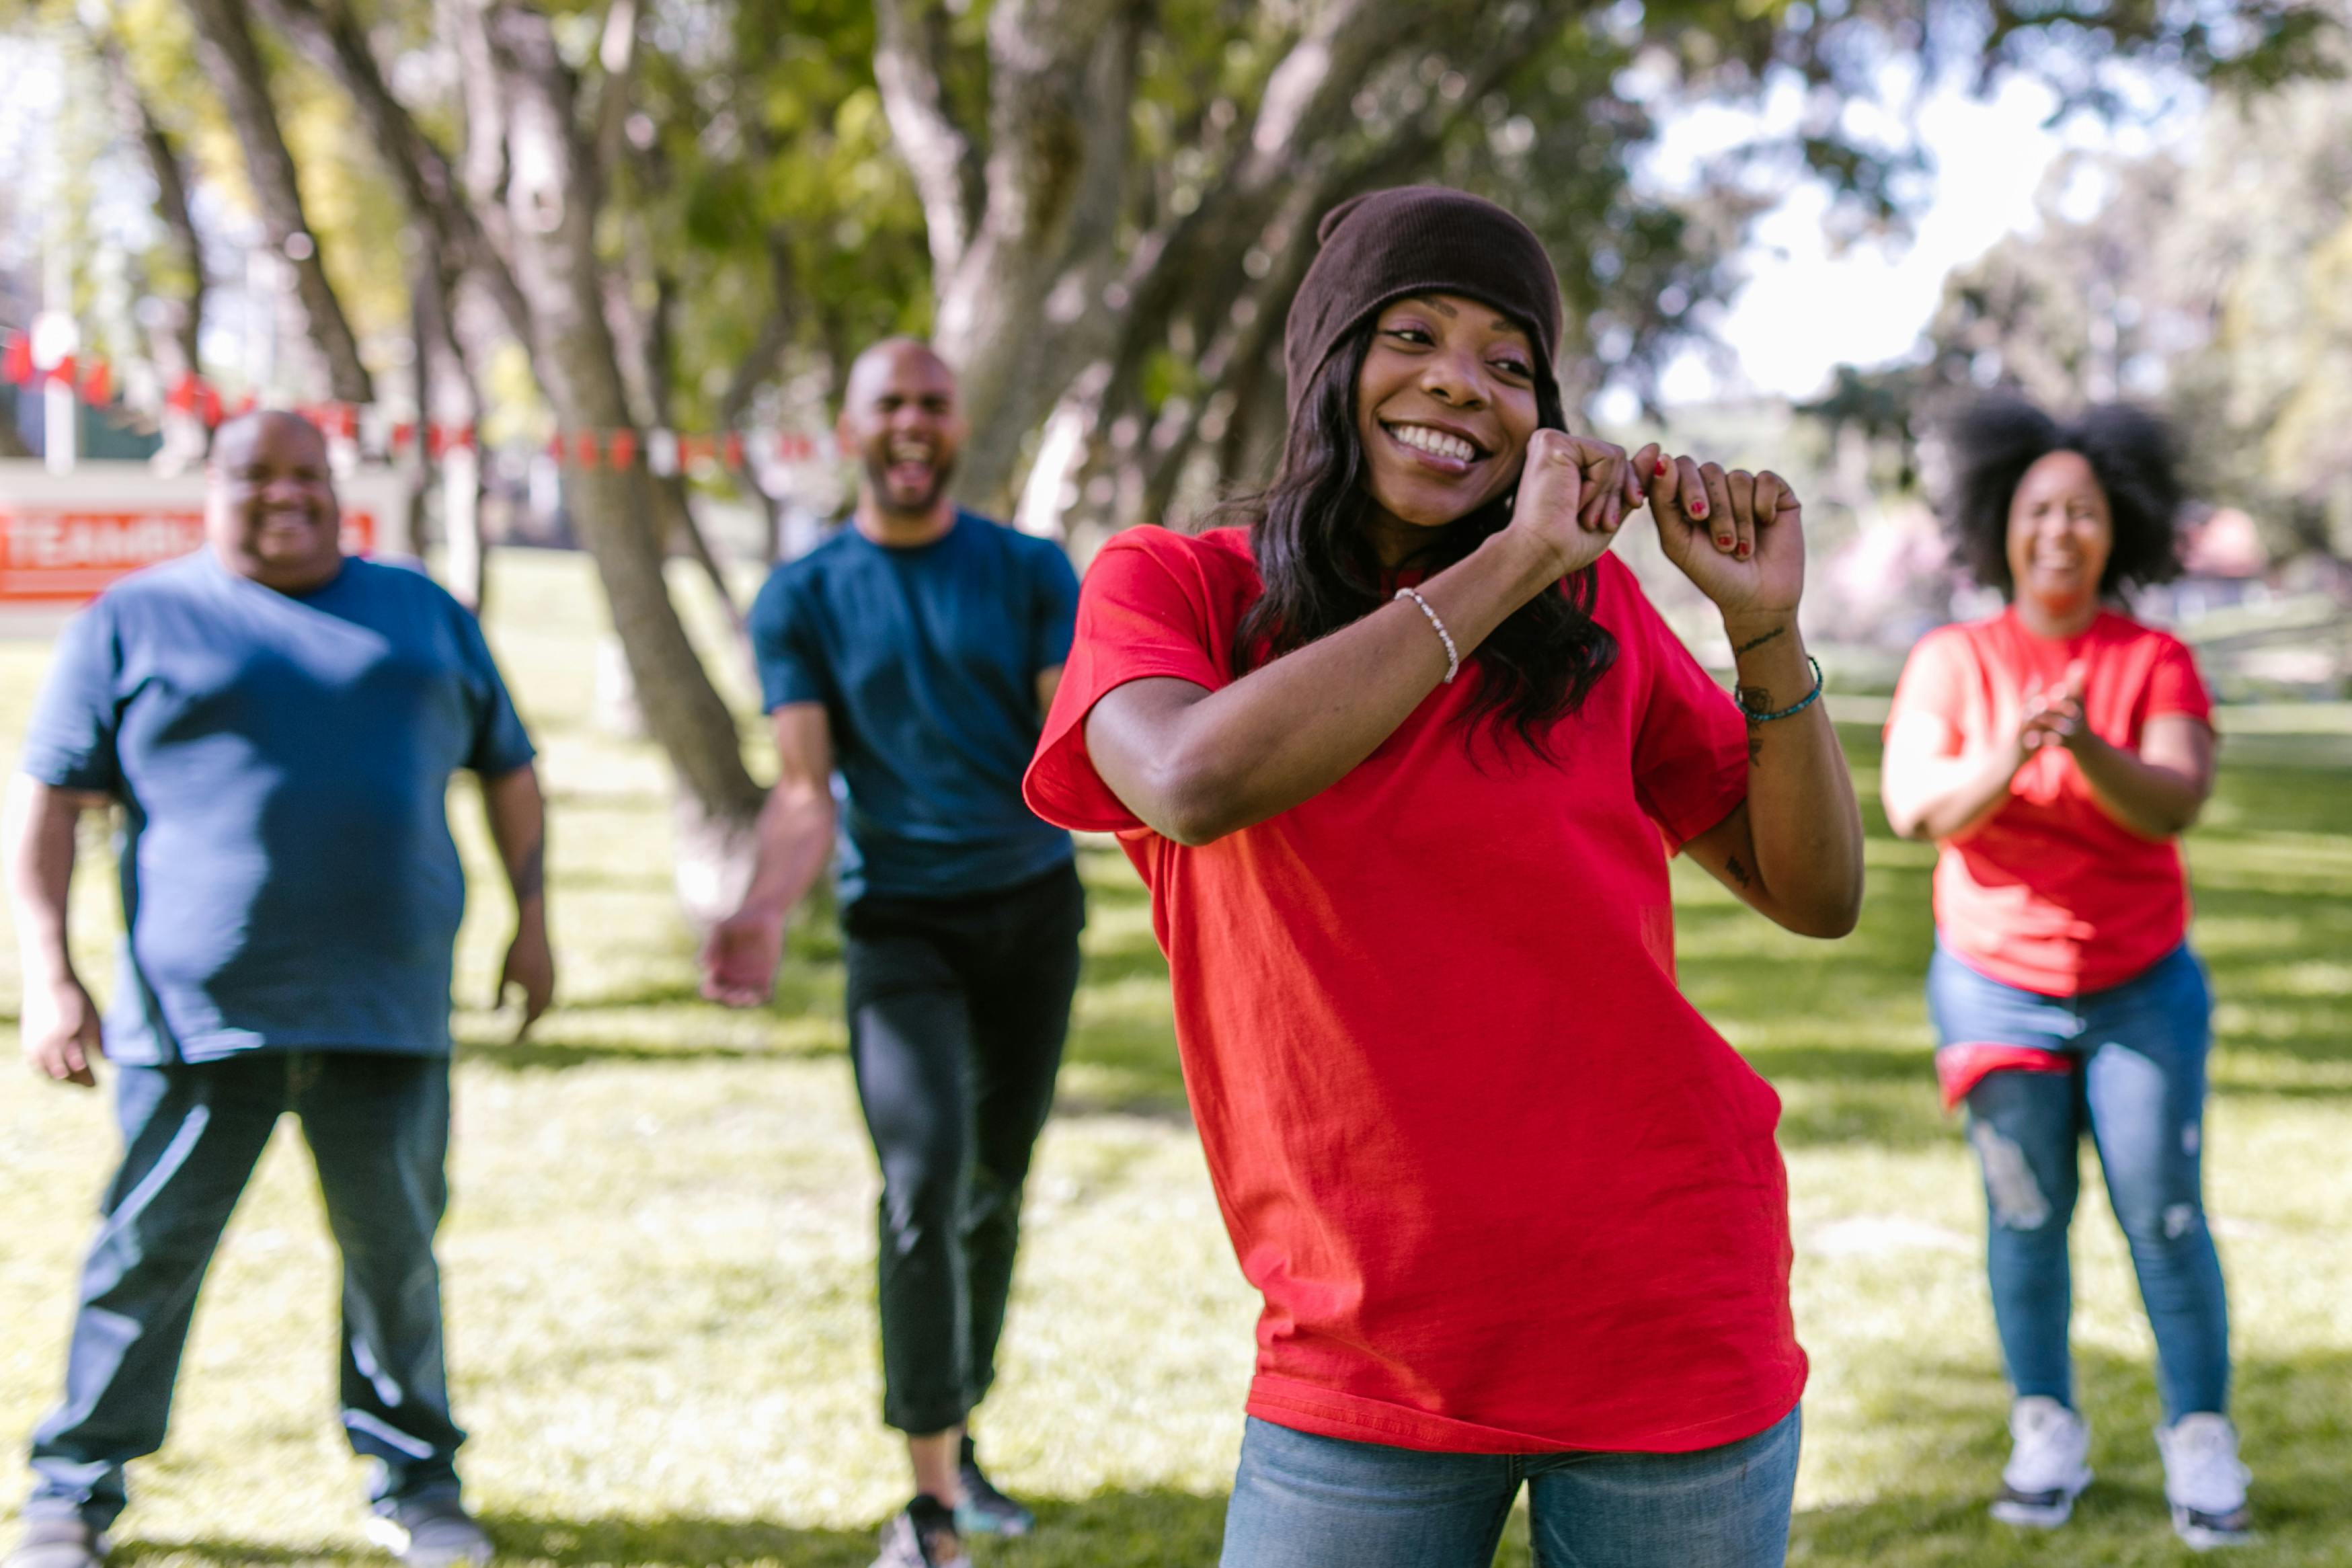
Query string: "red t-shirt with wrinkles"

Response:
xmin=1023 ymin=526 xmax=1805 ymax=1454
xmin=1886 ymin=609 xmax=2213 ymax=996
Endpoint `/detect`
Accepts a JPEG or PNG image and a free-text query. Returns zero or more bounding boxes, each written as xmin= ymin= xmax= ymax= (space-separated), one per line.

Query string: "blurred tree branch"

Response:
xmin=180 ymin=0 xmax=375 ymax=403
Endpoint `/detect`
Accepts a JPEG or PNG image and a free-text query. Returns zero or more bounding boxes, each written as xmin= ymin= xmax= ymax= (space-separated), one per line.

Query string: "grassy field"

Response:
xmin=1 ymin=548 xmax=2348 ymax=1567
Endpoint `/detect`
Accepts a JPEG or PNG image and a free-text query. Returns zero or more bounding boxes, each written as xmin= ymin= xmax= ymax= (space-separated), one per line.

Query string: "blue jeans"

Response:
xmin=1927 ymin=943 xmax=2230 ymax=1421
xmin=1218 ymin=1409 xmax=1801 ymax=1568
xmin=24 ymin=1052 xmax=466 ymax=1530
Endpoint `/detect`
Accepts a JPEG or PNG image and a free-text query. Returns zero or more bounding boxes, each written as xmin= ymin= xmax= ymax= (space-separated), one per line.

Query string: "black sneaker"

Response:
xmin=956 ymin=1435 xmax=1036 ymax=1537
xmin=2 ymin=1519 xmax=108 ymax=1568
xmin=364 ymin=1494 xmax=494 ymax=1567
xmin=871 ymin=1495 xmax=968 ymax=1568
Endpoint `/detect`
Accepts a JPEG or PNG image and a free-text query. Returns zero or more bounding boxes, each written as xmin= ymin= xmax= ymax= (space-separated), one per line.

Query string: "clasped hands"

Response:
xmin=1505 ymin=431 xmax=1804 ymax=619
xmin=2017 ymin=664 xmax=2093 ymax=757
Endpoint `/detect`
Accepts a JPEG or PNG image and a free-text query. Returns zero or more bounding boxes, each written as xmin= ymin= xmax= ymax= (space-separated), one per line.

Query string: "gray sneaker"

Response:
xmin=2 ymin=1520 xmax=108 ymax=1568
xmin=364 ymin=1496 xmax=494 ymax=1567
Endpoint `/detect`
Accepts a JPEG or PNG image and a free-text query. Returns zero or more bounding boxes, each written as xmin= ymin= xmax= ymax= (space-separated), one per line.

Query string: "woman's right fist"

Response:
xmin=1506 ymin=431 xmax=1650 ymax=579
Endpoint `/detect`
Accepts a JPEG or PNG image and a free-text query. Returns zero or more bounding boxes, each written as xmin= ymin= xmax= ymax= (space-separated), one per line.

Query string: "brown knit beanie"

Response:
xmin=1283 ymin=186 xmax=1564 ymax=421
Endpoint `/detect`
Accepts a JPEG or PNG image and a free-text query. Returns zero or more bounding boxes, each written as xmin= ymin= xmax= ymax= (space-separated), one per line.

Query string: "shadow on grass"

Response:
xmin=106 ymin=1489 xmax=1230 ymax=1568
xmin=457 ymin=1037 xmax=838 ymax=1072
xmin=1792 ymin=1345 xmax=2352 ymax=1567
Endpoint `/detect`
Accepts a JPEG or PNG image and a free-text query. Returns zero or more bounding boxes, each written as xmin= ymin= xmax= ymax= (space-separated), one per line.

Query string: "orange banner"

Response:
xmin=0 ymin=504 xmax=379 ymax=603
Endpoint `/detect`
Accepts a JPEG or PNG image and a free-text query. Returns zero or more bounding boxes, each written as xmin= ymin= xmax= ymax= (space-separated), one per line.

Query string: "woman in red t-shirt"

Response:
xmin=1023 ymin=187 xmax=1863 ymax=1568
xmin=1881 ymin=398 xmax=2246 ymax=1548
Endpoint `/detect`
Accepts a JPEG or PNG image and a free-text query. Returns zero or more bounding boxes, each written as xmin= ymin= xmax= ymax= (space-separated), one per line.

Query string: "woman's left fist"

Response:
xmin=1645 ymin=456 xmax=1806 ymax=619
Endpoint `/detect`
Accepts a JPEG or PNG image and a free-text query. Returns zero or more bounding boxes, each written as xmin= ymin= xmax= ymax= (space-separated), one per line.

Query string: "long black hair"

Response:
xmin=1943 ymin=397 xmax=2186 ymax=598
xmin=1220 ymin=322 xmax=1618 ymax=752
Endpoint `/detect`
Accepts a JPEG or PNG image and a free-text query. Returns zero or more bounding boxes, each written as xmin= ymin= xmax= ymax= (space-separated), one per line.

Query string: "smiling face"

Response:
xmin=838 ymin=340 xmax=966 ymax=520
xmin=2006 ymin=448 xmax=2113 ymax=621
xmin=1353 ymin=293 xmax=1542 ymax=542
xmin=206 ymin=411 xmax=343 ymax=592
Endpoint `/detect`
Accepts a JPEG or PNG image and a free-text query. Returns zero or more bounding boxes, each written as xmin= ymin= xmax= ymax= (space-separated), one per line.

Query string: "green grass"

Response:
xmin=1 ymin=549 xmax=2347 ymax=1566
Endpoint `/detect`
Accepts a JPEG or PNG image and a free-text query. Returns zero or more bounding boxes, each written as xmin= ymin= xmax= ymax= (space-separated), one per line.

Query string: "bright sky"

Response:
xmin=1626 ymin=60 xmax=2200 ymax=411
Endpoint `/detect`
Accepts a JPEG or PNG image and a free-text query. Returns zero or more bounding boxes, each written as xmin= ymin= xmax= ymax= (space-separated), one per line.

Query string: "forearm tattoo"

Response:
xmin=1734 ymin=624 xmax=1787 ymax=656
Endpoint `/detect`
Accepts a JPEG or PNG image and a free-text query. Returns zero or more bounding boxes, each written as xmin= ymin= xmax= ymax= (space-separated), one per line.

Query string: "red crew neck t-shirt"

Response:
xmin=1886 ymin=608 xmax=2213 ymax=996
xmin=1023 ymin=526 xmax=1805 ymax=1455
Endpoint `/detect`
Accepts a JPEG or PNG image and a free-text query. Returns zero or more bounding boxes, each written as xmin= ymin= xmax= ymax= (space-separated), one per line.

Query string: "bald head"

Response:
xmin=844 ymin=338 xmax=954 ymax=408
xmin=207 ymin=409 xmax=344 ymax=593
xmin=212 ymin=408 xmax=330 ymax=471
xmin=838 ymin=338 xmax=966 ymax=526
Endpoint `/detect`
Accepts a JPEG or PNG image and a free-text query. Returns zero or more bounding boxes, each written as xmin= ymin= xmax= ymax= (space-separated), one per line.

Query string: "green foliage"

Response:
xmin=1803 ymin=52 xmax=2352 ymax=561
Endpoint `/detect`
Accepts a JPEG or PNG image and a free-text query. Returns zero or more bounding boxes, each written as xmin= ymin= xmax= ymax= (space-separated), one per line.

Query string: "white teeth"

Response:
xmin=1390 ymin=423 xmax=1476 ymax=461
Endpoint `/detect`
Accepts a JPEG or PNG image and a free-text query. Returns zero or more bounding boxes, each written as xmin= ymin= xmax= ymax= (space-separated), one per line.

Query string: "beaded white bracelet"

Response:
xmin=1394 ymin=587 xmax=1460 ymax=684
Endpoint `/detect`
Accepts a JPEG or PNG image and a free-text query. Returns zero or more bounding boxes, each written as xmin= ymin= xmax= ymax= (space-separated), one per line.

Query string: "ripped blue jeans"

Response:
xmin=1927 ymin=943 xmax=2230 ymax=1421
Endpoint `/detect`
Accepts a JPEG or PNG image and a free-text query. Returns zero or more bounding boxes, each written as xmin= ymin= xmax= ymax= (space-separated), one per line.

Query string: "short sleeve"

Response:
xmin=1029 ymin=539 xmax=1082 ymax=674
xmin=1620 ymin=572 xmax=1749 ymax=851
xmin=1884 ymin=629 xmax=1971 ymax=752
xmin=1023 ymin=533 xmax=1228 ymax=833
xmin=19 ymin=601 xmax=126 ymax=795
xmin=748 ymin=568 xmax=830 ymax=713
xmin=2144 ymin=634 xmax=2213 ymax=724
xmin=455 ymin=607 xmax=537 ymax=777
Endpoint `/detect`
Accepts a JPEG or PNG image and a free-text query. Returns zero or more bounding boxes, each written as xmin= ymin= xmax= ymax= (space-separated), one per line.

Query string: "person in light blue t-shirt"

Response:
xmin=1 ymin=412 xmax=549 ymax=1568
xmin=702 ymin=340 xmax=1081 ymax=1568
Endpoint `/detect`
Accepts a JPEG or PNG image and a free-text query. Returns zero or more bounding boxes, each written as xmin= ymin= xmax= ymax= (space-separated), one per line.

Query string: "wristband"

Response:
xmin=1737 ymin=655 xmax=1824 ymax=723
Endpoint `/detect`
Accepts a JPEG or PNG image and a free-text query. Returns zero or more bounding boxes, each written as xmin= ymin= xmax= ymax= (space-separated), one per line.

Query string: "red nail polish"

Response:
xmin=1691 ymin=504 xmax=1707 ymax=518
xmin=1737 ymin=543 xmax=1751 ymax=558
xmin=1654 ymin=459 xmax=1668 ymax=477
xmin=1717 ymin=535 xmax=1732 ymax=547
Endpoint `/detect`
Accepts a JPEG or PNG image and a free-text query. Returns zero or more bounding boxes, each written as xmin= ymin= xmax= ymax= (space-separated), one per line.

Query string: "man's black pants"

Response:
xmin=842 ymin=860 xmax=1085 ymax=1435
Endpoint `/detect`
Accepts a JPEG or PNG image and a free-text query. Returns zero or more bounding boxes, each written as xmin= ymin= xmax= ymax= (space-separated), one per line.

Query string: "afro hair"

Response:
xmin=1941 ymin=396 xmax=2186 ymax=599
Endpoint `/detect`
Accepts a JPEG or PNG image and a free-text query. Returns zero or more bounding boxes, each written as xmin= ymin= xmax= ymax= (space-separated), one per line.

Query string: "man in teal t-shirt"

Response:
xmin=703 ymin=341 xmax=1081 ymax=1568
xmin=3 ymin=413 xmax=551 ymax=1568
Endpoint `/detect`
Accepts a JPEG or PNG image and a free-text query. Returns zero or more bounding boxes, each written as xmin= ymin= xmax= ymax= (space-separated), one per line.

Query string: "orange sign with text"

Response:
xmin=0 ymin=488 xmax=384 ymax=604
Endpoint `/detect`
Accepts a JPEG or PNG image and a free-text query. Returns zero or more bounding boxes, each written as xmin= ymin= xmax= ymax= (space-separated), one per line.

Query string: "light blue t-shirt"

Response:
xmin=749 ymin=512 xmax=1079 ymax=903
xmin=18 ymin=551 xmax=536 ymax=1063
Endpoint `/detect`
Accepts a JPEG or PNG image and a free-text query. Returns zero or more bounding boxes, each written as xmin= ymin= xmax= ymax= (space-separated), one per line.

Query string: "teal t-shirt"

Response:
xmin=19 ymin=551 xmax=535 ymax=1063
xmin=749 ymin=512 xmax=1079 ymax=902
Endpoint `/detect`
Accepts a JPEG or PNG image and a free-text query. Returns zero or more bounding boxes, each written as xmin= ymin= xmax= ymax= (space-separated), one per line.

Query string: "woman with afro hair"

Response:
xmin=1881 ymin=397 xmax=2249 ymax=1548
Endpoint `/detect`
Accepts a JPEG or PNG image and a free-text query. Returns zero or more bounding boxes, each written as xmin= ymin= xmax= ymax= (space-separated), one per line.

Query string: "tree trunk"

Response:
xmin=408 ymin=239 xmax=489 ymax=609
xmin=254 ymin=0 xmax=764 ymax=912
xmin=466 ymin=0 xmax=764 ymax=885
xmin=875 ymin=0 xmax=1139 ymax=514
xmin=90 ymin=24 xmax=207 ymax=389
xmin=874 ymin=0 xmax=1559 ymax=527
xmin=258 ymin=0 xmax=533 ymax=341
xmin=180 ymin=0 xmax=374 ymax=405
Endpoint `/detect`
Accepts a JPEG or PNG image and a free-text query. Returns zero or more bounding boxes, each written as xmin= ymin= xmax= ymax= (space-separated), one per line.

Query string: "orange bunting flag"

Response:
xmin=609 ymin=428 xmax=638 ymax=469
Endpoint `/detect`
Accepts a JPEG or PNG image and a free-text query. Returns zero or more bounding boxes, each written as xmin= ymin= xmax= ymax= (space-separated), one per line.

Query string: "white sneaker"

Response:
xmin=2158 ymin=1413 xmax=2254 ymax=1549
xmin=1990 ymin=1396 xmax=2093 ymax=1528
